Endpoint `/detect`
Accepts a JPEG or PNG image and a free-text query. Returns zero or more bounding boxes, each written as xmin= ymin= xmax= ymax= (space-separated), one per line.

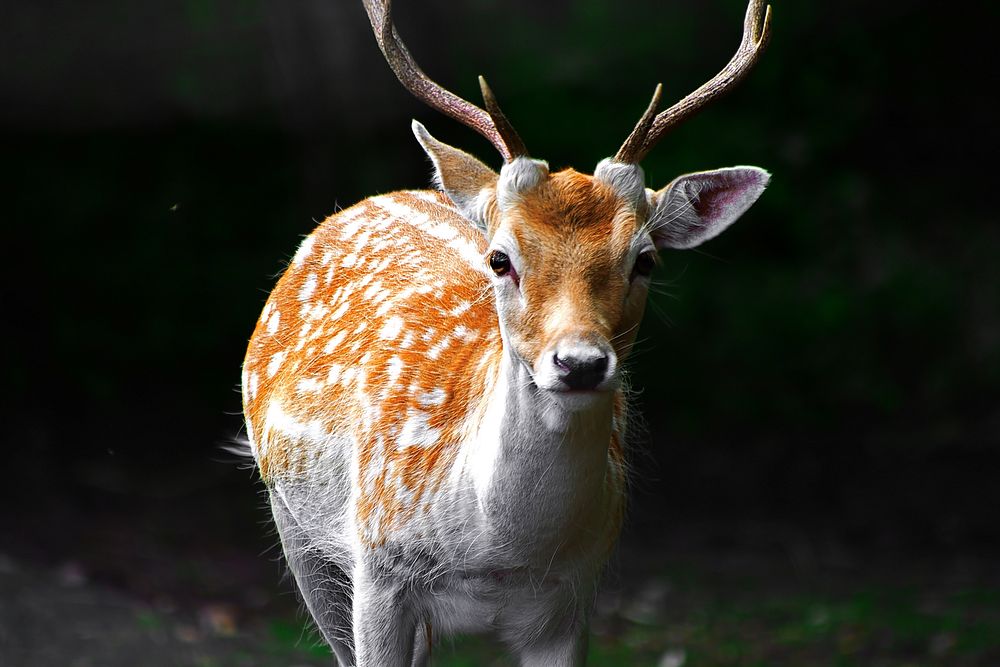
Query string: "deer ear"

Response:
xmin=649 ymin=167 xmax=769 ymax=250
xmin=412 ymin=120 xmax=498 ymax=232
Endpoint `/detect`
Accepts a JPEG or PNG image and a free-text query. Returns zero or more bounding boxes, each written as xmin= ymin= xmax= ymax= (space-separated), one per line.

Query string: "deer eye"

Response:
xmin=488 ymin=250 xmax=512 ymax=277
xmin=632 ymin=250 xmax=657 ymax=279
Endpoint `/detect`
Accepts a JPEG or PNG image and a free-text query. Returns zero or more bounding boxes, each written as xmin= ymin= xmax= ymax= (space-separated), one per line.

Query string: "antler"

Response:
xmin=362 ymin=0 xmax=528 ymax=162
xmin=615 ymin=0 xmax=772 ymax=164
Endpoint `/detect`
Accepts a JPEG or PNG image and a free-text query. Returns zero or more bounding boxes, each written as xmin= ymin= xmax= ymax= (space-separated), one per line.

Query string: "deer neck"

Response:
xmin=467 ymin=339 xmax=616 ymax=560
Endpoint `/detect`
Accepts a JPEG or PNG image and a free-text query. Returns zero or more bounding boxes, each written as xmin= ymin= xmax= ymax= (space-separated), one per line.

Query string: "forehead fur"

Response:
xmin=513 ymin=168 xmax=628 ymax=233
xmin=504 ymin=168 xmax=641 ymax=279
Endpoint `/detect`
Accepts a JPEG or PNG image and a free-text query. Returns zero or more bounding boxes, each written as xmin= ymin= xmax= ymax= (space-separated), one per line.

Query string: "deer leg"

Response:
xmin=351 ymin=559 xmax=417 ymax=667
xmin=269 ymin=491 xmax=355 ymax=666
xmin=506 ymin=593 xmax=590 ymax=667
xmin=410 ymin=619 xmax=432 ymax=667
xmin=516 ymin=628 xmax=589 ymax=667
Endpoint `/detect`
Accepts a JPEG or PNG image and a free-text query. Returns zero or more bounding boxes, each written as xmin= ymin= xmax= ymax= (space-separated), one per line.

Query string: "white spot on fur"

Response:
xmin=339 ymin=208 xmax=367 ymax=239
xmin=427 ymin=222 xmax=458 ymax=240
xmin=386 ymin=356 xmax=403 ymax=384
xmin=292 ymin=235 xmax=315 ymax=267
xmin=448 ymin=237 xmax=487 ymax=272
xmin=398 ymin=410 xmax=440 ymax=449
xmin=371 ymin=255 xmax=393 ymax=275
xmin=267 ymin=309 xmax=281 ymax=335
xmin=263 ymin=401 xmax=328 ymax=443
xmin=453 ymin=324 xmax=478 ymax=343
xmin=427 ymin=337 xmax=451 ymax=360
xmin=413 ymin=191 xmax=442 ymax=204
xmin=267 ymin=351 xmax=286 ymax=378
xmin=351 ymin=230 xmax=373 ymax=254
xmin=296 ymin=377 xmax=323 ymax=393
xmin=323 ymin=329 xmax=348 ymax=354
xmin=379 ymin=316 xmax=404 ymax=341
xmin=450 ymin=300 xmax=472 ymax=317
xmin=308 ymin=304 xmax=329 ymax=323
xmin=299 ymin=274 xmax=317 ymax=301
xmin=330 ymin=301 xmax=350 ymax=321
xmin=417 ymin=387 xmax=447 ymax=407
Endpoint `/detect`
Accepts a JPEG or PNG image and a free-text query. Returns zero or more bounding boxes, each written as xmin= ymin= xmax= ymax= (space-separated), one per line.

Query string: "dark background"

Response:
xmin=3 ymin=0 xmax=998 ymax=664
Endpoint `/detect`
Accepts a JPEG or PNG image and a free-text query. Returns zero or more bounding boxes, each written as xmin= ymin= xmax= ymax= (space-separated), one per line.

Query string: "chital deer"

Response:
xmin=242 ymin=0 xmax=771 ymax=664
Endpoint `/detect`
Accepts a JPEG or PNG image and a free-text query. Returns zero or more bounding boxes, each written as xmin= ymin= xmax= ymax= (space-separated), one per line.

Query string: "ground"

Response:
xmin=4 ymin=478 xmax=999 ymax=667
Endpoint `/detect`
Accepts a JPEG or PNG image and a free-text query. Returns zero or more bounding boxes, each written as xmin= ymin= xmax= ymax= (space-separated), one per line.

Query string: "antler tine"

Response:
xmin=618 ymin=0 xmax=772 ymax=164
xmin=614 ymin=83 xmax=663 ymax=163
xmin=361 ymin=0 xmax=528 ymax=162
xmin=478 ymin=76 xmax=529 ymax=162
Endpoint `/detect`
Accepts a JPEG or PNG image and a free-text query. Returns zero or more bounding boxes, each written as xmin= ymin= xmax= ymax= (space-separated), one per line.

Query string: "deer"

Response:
xmin=241 ymin=0 xmax=771 ymax=664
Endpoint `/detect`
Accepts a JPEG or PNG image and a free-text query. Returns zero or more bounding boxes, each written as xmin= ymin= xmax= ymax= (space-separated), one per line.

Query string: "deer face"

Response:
xmin=413 ymin=122 xmax=769 ymax=408
xmin=485 ymin=163 xmax=653 ymax=400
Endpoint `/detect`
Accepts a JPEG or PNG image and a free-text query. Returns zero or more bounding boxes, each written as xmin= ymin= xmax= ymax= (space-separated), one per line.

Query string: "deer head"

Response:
xmin=364 ymin=0 xmax=772 ymax=409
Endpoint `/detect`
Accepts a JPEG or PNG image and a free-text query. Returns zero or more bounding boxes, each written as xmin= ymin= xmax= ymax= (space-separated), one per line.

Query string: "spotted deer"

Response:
xmin=242 ymin=0 xmax=771 ymax=664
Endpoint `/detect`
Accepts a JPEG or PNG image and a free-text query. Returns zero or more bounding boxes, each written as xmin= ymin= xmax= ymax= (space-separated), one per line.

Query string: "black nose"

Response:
xmin=553 ymin=348 xmax=609 ymax=390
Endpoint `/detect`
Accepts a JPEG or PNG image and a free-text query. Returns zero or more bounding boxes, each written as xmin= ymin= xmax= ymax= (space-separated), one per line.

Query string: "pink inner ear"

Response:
xmin=690 ymin=170 xmax=765 ymax=223
xmin=654 ymin=167 xmax=768 ymax=250
xmin=693 ymin=186 xmax=741 ymax=223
